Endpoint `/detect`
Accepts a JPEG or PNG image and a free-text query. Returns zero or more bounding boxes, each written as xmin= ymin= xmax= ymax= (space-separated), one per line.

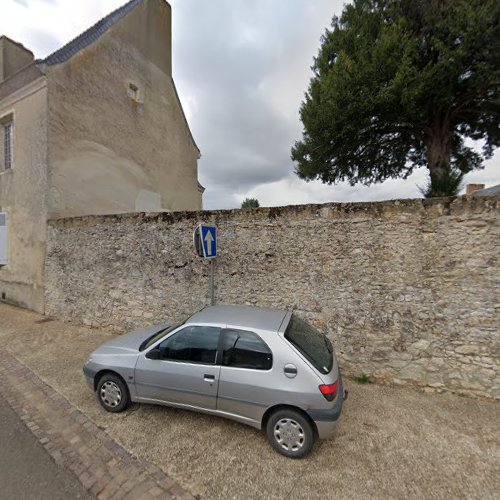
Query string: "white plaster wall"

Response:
xmin=47 ymin=0 xmax=201 ymax=218
xmin=0 ymin=77 xmax=48 ymax=312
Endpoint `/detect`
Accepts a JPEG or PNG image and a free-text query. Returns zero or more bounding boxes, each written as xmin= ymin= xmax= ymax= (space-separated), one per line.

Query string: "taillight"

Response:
xmin=319 ymin=381 xmax=339 ymax=401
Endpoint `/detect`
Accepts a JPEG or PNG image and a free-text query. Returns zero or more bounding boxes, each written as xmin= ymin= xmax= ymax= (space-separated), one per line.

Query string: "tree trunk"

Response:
xmin=422 ymin=112 xmax=462 ymax=197
xmin=424 ymin=112 xmax=452 ymax=177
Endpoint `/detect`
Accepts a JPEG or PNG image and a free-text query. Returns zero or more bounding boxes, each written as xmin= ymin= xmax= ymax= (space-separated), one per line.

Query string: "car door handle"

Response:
xmin=203 ymin=374 xmax=215 ymax=382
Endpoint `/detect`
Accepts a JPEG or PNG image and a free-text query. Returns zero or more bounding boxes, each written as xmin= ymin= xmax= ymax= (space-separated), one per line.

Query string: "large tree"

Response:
xmin=292 ymin=0 xmax=500 ymax=197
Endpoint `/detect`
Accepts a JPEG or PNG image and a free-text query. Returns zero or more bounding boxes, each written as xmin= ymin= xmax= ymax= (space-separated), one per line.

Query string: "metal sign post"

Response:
xmin=210 ymin=259 xmax=215 ymax=306
xmin=193 ymin=224 xmax=217 ymax=305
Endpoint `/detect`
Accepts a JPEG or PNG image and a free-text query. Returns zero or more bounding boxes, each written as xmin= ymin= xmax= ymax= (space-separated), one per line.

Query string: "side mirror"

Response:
xmin=146 ymin=348 xmax=161 ymax=360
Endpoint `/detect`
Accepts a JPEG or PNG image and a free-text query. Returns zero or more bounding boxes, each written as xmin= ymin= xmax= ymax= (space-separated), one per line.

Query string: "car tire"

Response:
xmin=96 ymin=373 xmax=130 ymax=413
xmin=266 ymin=408 xmax=315 ymax=458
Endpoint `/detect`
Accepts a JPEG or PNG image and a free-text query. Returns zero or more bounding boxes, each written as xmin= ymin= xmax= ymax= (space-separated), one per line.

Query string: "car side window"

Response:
xmin=158 ymin=326 xmax=220 ymax=364
xmin=222 ymin=329 xmax=272 ymax=370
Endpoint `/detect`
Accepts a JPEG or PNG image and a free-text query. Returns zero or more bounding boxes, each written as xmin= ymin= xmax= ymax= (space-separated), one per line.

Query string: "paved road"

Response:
xmin=0 ymin=393 xmax=92 ymax=500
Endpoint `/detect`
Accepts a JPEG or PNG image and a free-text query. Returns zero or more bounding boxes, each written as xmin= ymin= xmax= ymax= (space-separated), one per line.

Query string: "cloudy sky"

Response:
xmin=1 ymin=0 xmax=499 ymax=209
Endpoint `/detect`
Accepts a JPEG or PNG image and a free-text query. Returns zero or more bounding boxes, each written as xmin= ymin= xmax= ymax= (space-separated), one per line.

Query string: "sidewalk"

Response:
xmin=0 ymin=392 xmax=91 ymax=500
xmin=0 ymin=303 xmax=499 ymax=499
xmin=0 ymin=349 xmax=190 ymax=500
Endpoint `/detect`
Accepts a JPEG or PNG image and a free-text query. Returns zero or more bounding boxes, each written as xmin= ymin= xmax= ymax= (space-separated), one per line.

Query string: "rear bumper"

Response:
xmin=307 ymin=374 xmax=346 ymax=439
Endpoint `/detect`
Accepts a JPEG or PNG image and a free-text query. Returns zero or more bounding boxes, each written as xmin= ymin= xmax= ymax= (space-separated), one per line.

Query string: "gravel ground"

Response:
xmin=0 ymin=303 xmax=498 ymax=500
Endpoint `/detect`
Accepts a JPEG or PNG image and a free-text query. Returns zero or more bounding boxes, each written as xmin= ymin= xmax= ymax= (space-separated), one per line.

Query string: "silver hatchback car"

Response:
xmin=83 ymin=305 xmax=345 ymax=458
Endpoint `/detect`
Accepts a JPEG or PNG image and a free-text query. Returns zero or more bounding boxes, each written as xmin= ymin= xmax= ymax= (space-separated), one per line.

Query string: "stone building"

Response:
xmin=0 ymin=0 xmax=202 ymax=312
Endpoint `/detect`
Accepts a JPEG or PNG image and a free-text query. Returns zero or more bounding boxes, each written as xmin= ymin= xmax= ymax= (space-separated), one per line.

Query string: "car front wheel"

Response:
xmin=96 ymin=373 xmax=130 ymax=413
xmin=266 ymin=409 xmax=315 ymax=458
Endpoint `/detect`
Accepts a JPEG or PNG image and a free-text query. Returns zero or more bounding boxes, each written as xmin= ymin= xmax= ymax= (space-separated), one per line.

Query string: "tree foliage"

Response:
xmin=418 ymin=168 xmax=464 ymax=198
xmin=292 ymin=0 xmax=500 ymax=195
xmin=241 ymin=198 xmax=260 ymax=209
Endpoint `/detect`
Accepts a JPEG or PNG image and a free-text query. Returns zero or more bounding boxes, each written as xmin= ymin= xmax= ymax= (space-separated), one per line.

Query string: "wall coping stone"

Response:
xmin=48 ymin=194 xmax=500 ymax=228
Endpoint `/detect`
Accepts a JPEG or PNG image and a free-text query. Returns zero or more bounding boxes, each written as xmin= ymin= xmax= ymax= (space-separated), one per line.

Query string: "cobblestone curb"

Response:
xmin=0 ymin=349 xmax=195 ymax=500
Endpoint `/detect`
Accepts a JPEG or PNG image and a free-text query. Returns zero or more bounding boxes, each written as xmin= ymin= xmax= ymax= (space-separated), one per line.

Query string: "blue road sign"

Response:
xmin=201 ymin=225 xmax=217 ymax=258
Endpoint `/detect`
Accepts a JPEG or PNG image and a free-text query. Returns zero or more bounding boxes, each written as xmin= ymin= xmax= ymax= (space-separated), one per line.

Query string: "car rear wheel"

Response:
xmin=266 ymin=409 xmax=315 ymax=458
xmin=96 ymin=374 xmax=130 ymax=413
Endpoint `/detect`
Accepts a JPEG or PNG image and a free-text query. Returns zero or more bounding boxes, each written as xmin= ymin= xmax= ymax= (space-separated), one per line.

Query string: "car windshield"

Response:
xmin=139 ymin=324 xmax=180 ymax=351
xmin=284 ymin=315 xmax=333 ymax=374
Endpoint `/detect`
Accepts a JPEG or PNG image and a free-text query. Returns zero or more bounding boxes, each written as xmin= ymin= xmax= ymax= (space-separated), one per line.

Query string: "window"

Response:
xmin=1 ymin=119 xmax=13 ymax=171
xmin=284 ymin=315 xmax=333 ymax=374
xmin=157 ymin=326 xmax=220 ymax=364
xmin=127 ymin=82 xmax=142 ymax=103
xmin=128 ymin=83 xmax=138 ymax=98
xmin=222 ymin=329 xmax=272 ymax=370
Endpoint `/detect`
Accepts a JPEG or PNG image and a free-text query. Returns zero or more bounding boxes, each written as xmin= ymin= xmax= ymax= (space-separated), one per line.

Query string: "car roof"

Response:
xmin=185 ymin=304 xmax=289 ymax=333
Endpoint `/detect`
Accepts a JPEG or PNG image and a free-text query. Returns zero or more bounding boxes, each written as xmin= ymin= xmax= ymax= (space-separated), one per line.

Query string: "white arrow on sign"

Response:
xmin=204 ymin=230 xmax=214 ymax=256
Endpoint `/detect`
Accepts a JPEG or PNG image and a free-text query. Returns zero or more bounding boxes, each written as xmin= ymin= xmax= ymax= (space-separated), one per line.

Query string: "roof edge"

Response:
xmin=0 ymin=35 xmax=35 ymax=58
xmin=171 ymin=77 xmax=200 ymax=154
xmin=40 ymin=0 xmax=143 ymax=66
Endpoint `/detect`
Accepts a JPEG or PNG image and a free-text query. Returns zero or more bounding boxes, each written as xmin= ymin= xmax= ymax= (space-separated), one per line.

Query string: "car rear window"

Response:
xmin=284 ymin=315 xmax=333 ymax=374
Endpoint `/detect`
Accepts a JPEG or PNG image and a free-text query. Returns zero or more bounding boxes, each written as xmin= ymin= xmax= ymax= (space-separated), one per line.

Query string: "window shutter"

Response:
xmin=0 ymin=213 xmax=7 ymax=265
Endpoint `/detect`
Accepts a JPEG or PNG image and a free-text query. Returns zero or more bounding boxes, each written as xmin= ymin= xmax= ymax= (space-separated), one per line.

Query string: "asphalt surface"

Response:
xmin=0 ymin=303 xmax=499 ymax=500
xmin=0 ymin=393 xmax=92 ymax=500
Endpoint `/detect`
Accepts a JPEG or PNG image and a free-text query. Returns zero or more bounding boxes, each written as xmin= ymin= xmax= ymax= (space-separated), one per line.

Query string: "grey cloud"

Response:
xmin=171 ymin=0 xmax=500 ymax=209
xmin=170 ymin=0 xmax=340 ymax=208
xmin=195 ymin=94 xmax=295 ymax=189
xmin=201 ymin=184 xmax=240 ymax=211
xmin=28 ymin=29 xmax=61 ymax=57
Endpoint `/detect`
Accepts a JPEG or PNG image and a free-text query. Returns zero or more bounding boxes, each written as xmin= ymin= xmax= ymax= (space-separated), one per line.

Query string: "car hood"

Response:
xmin=94 ymin=324 xmax=169 ymax=355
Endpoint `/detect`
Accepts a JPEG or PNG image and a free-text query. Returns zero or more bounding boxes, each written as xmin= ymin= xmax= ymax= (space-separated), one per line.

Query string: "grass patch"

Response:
xmin=352 ymin=374 xmax=372 ymax=384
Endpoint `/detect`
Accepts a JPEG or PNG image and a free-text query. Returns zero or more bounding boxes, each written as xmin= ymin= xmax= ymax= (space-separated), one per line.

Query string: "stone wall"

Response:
xmin=45 ymin=196 xmax=500 ymax=399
